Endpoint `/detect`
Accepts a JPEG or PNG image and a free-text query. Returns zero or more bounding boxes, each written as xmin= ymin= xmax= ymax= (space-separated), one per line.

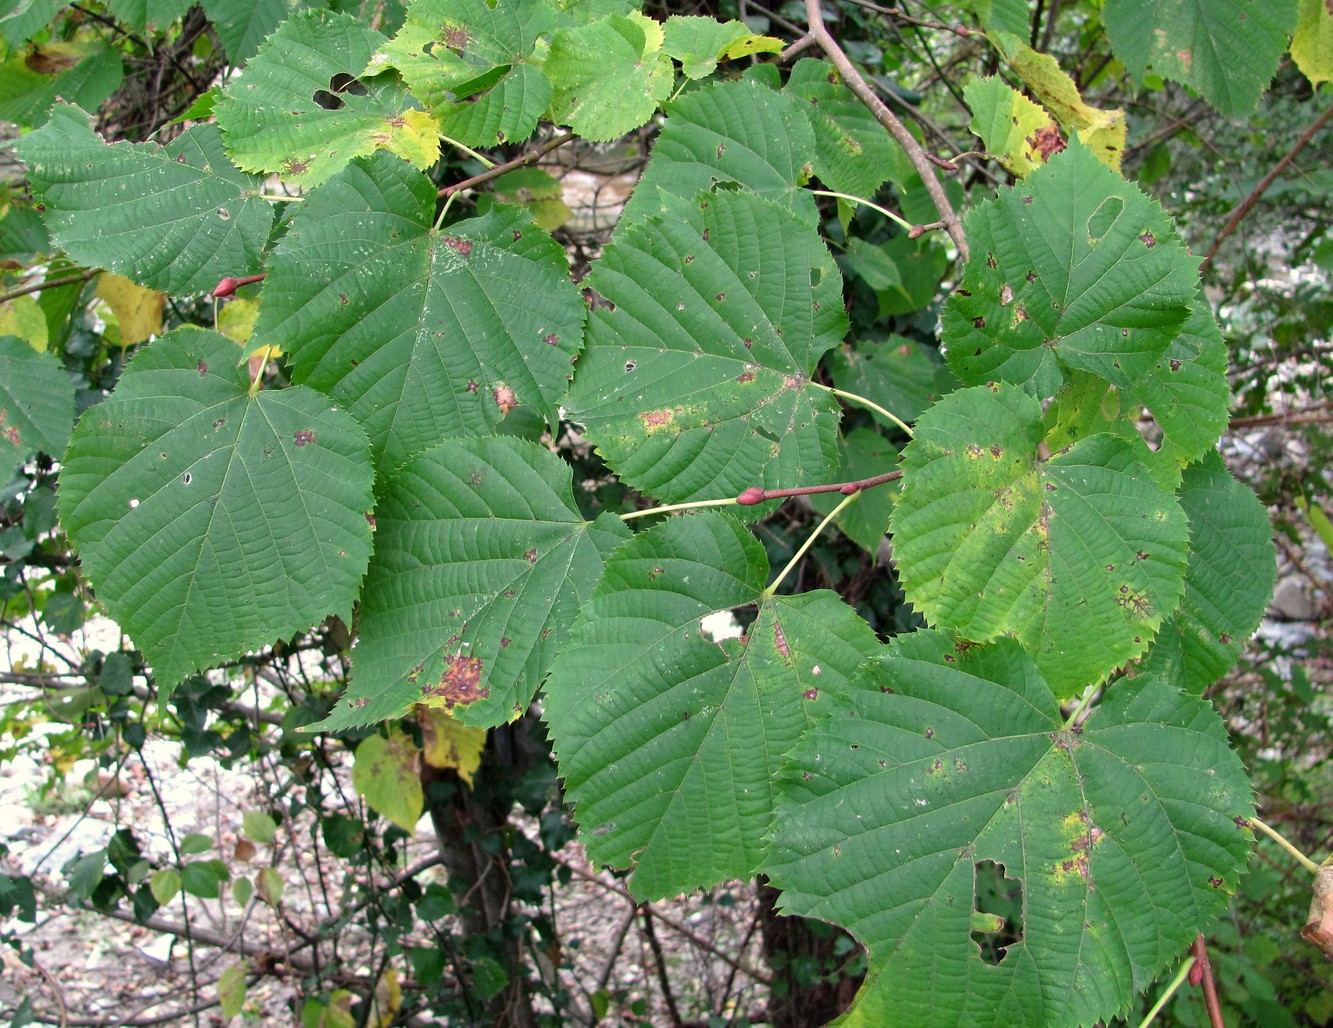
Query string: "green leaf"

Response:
xmin=15 ymin=104 xmax=274 ymax=294
xmin=352 ymin=732 xmax=424 ymax=831
xmin=566 ymin=190 xmax=845 ymax=506
xmin=545 ymin=511 xmax=882 ymax=900
xmin=942 ymin=142 xmax=1199 ymax=399
xmin=1104 ymin=0 xmax=1299 ymax=116
xmin=215 ymin=9 xmax=440 ymax=188
xmin=256 ymin=866 xmax=283 ymax=905
xmin=827 ymin=335 xmax=957 ymax=431
xmin=0 ymin=0 xmax=64 ymax=47
xmin=785 ymin=58 xmax=904 ymax=197
xmin=0 ymin=43 xmax=122 ymax=128
xmin=0 ymin=335 xmax=75 ymax=470
xmin=313 ymin=436 xmax=630 ymax=731
xmin=808 ymin=428 xmax=900 ymax=557
xmin=765 ymin=631 xmax=1254 ymax=1028
xmin=888 ymin=383 xmax=1190 ymax=696
xmin=180 ymin=833 xmax=213 ymax=855
xmin=218 ymin=961 xmax=248 ymax=1021
xmin=661 ymin=15 xmax=782 ymax=80
xmin=242 ymin=810 xmax=278 ymax=845
xmin=181 ymin=859 xmax=228 ymax=898
xmin=1119 ymin=303 xmax=1230 ymax=468
xmin=104 ymin=0 xmax=194 ymax=33
xmin=617 ymin=78 xmax=818 ymax=229
xmin=371 ymin=0 xmax=554 ymax=148
xmin=544 ymin=12 xmax=674 ymax=141
xmin=1141 ymin=452 xmax=1276 ymax=691
xmin=149 ymin=867 xmax=180 ymax=905
xmin=57 ymin=327 xmax=376 ymax=696
xmin=200 ymin=0 xmax=319 ymax=63
xmin=256 ymin=153 xmax=585 ymax=470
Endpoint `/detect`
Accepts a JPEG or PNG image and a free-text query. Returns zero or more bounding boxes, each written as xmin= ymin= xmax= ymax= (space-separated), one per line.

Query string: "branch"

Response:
xmin=439 ymin=132 xmax=577 ymax=198
xmin=0 ymin=269 xmax=98 ymax=305
xmin=800 ymin=0 xmax=969 ymax=260
xmin=1197 ymin=102 xmax=1333 ymax=277
xmin=1189 ymin=934 xmax=1224 ymax=1028
xmin=737 ymin=469 xmax=902 ymax=505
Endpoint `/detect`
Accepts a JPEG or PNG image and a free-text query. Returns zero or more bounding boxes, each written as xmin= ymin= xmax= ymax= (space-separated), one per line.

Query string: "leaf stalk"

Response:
xmin=763 ymin=489 xmax=859 ymax=597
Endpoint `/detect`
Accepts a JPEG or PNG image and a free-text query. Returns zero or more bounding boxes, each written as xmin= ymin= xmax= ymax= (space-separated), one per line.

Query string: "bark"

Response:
xmin=756 ymin=877 xmax=863 ymax=1028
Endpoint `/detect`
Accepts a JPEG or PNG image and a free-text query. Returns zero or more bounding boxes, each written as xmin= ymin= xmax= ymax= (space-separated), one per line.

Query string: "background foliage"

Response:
xmin=0 ymin=0 xmax=1329 ymax=1025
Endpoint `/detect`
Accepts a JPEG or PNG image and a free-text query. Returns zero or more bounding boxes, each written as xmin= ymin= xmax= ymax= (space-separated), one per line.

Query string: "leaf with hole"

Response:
xmin=544 ymin=510 xmax=882 ymax=899
xmin=764 ymin=630 xmax=1254 ymax=1027
xmin=215 ymin=9 xmax=440 ymax=188
xmin=942 ymin=142 xmax=1199 ymax=399
xmin=57 ymin=328 xmax=375 ymax=697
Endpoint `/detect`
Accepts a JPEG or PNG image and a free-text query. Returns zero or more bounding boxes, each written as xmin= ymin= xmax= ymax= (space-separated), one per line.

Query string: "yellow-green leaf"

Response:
xmin=352 ymin=732 xmax=423 ymax=831
xmin=418 ymin=707 xmax=487 ymax=787
xmin=96 ymin=272 xmax=163 ymax=345
xmin=1292 ymin=0 xmax=1333 ymax=86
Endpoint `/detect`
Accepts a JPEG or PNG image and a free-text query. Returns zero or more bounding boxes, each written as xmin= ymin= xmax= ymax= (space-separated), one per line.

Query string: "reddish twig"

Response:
xmin=213 ymin=273 xmax=266 ymax=297
xmin=1190 ymin=933 xmax=1225 ymax=1028
xmin=737 ymin=469 xmax=902 ymax=505
xmin=1197 ymin=103 xmax=1333 ymax=277
xmin=800 ymin=0 xmax=969 ymax=260
xmin=439 ymin=131 xmax=578 ymax=198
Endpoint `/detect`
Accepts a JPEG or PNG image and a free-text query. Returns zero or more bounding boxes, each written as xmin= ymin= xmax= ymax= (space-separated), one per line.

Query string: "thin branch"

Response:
xmin=552 ymin=856 xmax=774 ymax=985
xmin=802 ymin=0 xmax=969 ymax=259
xmin=1189 ymin=934 xmax=1224 ymax=1028
xmin=439 ymin=132 xmax=578 ymax=198
xmin=1198 ymin=103 xmax=1333 ymax=277
xmin=640 ymin=905 xmax=685 ymax=1027
xmin=0 ymin=269 xmax=98 ymax=305
xmin=737 ymin=469 xmax=902 ymax=505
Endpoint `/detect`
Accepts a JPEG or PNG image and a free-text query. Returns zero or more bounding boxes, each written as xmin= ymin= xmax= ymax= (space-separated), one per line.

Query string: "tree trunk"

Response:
xmin=420 ymin=721 xmax=542 ymax=1027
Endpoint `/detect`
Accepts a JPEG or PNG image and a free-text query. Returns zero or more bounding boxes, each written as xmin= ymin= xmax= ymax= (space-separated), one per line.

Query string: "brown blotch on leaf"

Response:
xmin=293 ymin=429 xmax=316 ymax=447
xmin=802 ymin=687 xmax=818 ymax=700
xmin=640 ymin=409 xmax=674 ymax=430
xmin=774 ymin=623 xmax=791 ymax=658
xmin=443 ymin=236 xmax=473 ymax=257
xmin=197 ymin=360 xmax=208 ymax=376
xmin=494 ymin=383 xmax=518 ymax=413
xmin=422 ymin=654 xmax=488 ymax=709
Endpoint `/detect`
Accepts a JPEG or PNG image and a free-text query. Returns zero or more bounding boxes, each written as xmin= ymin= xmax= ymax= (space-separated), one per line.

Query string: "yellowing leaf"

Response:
xmin=418 ymin=706 xmax=487 ymax=787
xmin=369 ymin=108 xmax=441 ymax=173
xmin=96 ymin=272 xmax=163 ymax=345
xmin=963 ymin=76 xmax=1056 ymax=177
xmin=1292 ymin=0 xmax=1333 ymax=87
xmin=989 ymin=32 xmax=1126 ymax=172
xmin=218 ymin=961 xmax=248 ymax=1020
xmin=218 ymin=297 xmax=261 ymax=344
xmin=0 ymin=294 xmax=48 ymax=351
xmin=351 ymin=731 xmax=423 ymax=831
xmin=369 ymin=968 xmax=402 ymax=1028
